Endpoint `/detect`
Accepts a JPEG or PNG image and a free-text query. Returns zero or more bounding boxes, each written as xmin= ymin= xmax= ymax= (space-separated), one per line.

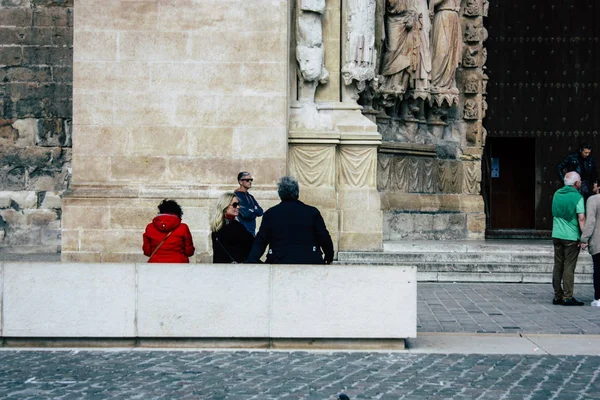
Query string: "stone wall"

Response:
xmin=63 ymin=0 xmax=288 ymax=262
xmin=0 ymin=0 xmax=73 ymax=254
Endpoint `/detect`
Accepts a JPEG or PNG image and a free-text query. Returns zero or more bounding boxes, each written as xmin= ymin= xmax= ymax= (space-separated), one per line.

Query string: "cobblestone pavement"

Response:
xmin=0 ymin=350 xmax=599 ymax=399
xmin=418 ymin=283 xmax=600 ymax=334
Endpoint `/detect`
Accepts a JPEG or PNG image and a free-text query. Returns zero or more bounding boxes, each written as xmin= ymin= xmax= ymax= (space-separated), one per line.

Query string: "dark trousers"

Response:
xmin=592 ymin=253 xmax=600 ymax=300
xmin=552 ymin=238 xmax=580 ymax=299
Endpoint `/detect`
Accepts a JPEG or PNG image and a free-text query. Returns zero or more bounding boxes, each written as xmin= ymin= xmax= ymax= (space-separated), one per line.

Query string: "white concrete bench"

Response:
xmin=0 ymin=263 xmax=416 ymax=348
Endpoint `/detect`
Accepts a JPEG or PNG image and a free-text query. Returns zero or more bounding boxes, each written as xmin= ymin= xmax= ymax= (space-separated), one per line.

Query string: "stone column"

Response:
xmin=289 ymin=0 xmax=383 ymax=254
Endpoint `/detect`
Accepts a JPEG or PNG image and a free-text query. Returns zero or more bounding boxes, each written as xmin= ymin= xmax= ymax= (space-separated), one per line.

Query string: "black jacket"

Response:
xmin=556 ymin=152 xmax=597 ymax=185
xmin=246 ymin=199 xmax=334 ymax=264
xmin=212 ymin=219 xmax=254 ymax=263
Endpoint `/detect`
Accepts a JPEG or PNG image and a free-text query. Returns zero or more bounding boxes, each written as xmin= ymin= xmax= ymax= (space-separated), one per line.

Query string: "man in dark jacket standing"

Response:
xmin=556 ymin=143 xmax=598 ymax=201
xmin=247 ymin=176 xmax=334 ymax=264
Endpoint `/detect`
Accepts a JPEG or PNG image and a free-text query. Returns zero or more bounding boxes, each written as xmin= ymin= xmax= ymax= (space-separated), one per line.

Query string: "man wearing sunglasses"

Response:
xmin=234 ymin=171 xmax=264 ymax=236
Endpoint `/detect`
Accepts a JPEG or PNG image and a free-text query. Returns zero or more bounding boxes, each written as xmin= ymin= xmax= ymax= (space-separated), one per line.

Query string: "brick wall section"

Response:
xmin=0 ymin=0 xmax=73 ymax=253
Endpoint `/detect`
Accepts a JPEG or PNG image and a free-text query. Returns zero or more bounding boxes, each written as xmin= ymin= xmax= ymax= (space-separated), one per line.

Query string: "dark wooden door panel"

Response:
xmin=483 ymin=0 xmax=600 ymax=232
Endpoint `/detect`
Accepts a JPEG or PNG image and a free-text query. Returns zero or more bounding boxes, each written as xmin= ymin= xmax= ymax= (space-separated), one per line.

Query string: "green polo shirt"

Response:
xmin=552 ymin=185 xmax=585 ymax=241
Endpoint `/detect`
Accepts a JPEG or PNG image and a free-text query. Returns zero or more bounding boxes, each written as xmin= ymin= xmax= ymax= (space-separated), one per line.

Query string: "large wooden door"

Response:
xmin=483 ymin=0 xmax=600 ymax=234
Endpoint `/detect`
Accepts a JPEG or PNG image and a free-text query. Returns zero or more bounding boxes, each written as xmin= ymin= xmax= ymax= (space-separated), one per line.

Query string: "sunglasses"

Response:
xmin=241 ymin=178 xmax=253 ymax=182
xmin=230 ymin=202 xmax=240 ymax=208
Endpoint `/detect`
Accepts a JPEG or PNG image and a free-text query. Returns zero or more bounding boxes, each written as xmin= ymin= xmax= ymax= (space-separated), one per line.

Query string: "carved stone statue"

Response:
xmin=379 ymin=0 xmax=430 ymax=99
xmin=429 ymin=0 xmax=462 ymax=106
xmin=296 ymin=0 xmax=329 ymax=103
xmin=342 ymin=0 xmax=378 ymax=103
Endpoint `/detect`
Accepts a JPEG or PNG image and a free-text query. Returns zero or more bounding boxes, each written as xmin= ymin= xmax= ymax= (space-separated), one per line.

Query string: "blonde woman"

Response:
xmin=210 ymin=192 xmax=255 ymax=263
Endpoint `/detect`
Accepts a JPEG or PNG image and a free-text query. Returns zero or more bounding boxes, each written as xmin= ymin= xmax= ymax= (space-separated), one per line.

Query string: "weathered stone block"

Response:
xmin=174 ymin=95 xmax=219 ymax=127
xmin=0 ymin=27 xmax=53 ymax=46
xmin=0 ymin=46 xmax=23 ymax=66
xmin=338 ymin=232 xmax=383 ymax=251
xmin=0 ymin=191 xmax=37 ymax=209
xmin=188 ymin=127 xmax=233 ymax=157
xmin=52 ymin=66 xmax=72 ymax=82
xmin=62 ymin=206 xmax=109 ymax=230
xmin=51 ymin=27 xmax=72 ymax=46
xmin=73 ymin=30 xmax=117 ymax=62
xmin=109 ymin=207 xmax=155 ymax=230
xmin=341 ymin=209 xmax=382 ymax=233
xmin=31 ymin=0 xmax=74 ymax=7
xmin=218 ymin=95 xmax=286 ymax=129
xmin=113 ymin=92 xmax=172 ymax=127
xmin=110 ymin=156 xmax=167 ymax=183
xmin=0 ymin=208 xmax=26 ymax=226
xmin=60 ymin=229 xmax=78 ymax=251
xmin=11 ymin=118 xmax=37 ymax=147
xmin=32 ymin=6 xmax=71 ymax=27
xmin=75 ymin=0 xmax=157 ymax=31
xmin=36 ymin=118 xmax=71 ymax=147
xmin=241 ymin=62 xmax=287 ymax=94
xmin=71 ymin=155 xmax=110 ymax=182
xmin=73 ymin=126 xmax=129 ymax=156
xmin=41 ymin=227 xmax=61 ymax=246
xmin=24 ymin=209 xmax=57 ymax=226
xmin=15 ymin=98 xmax=43 ymax=117
xmin=73 ymin=91 xmax=113 ymax=125
xmin=40 ymin=191 xmax=61 ymax=209
xmin=22 ymin=46 xmax=72 ymax=66
xmin=5 ymin=66 xmax=52 ymax=82
xmin=119 ymin=31 xmax=188 ymax=62
xmin=80 ymin=229 xmax=141 ymax=253
xmin=0 ymin=6 xmax=33 ymax=27
xmin=41 ymin=97 xmax=72 ymax=119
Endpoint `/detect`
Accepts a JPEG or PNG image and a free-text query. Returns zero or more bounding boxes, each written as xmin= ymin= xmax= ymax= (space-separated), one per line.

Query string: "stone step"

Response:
xmin=383 ymin=240 xmax=556 ymax=253
xmin=337 ymin=240 xmax=594 ymax=283
xmin=335 ymin=260 xmax=593 ymax=274
xmin=416 ymin=271 xmax=593 ymax=284
xmin=337 ymin=251 xmax=592 ymax=264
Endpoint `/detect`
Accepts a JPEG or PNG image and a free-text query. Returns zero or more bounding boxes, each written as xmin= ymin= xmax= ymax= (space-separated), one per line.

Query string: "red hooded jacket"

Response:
xmin=142 ymin=214 xmax=195 ymax=263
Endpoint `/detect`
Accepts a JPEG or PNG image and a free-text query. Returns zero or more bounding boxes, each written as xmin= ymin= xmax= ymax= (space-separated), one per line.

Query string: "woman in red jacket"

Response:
xmin=143 ymin=199 xmax=195 ymax=263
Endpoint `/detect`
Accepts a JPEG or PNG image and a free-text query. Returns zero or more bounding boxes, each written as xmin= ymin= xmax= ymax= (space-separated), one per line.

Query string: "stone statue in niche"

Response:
xmin=429 ymin=0 xmax=462 ymax=106
xmin=296 ymin=0 xmax=329 ymax=103
xmin=379 ymin=0 xmax=431 ymax=100
xmin=342 ymin=0 xmax=378 ymax=103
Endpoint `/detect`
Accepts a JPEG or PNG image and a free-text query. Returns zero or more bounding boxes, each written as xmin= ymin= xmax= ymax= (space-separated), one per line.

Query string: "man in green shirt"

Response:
xmin=551 ymin=171 xmax=586 ymax=306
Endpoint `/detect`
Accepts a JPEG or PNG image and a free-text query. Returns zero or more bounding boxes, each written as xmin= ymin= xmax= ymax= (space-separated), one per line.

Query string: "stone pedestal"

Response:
xmin=289 ymin=104 xmax=382 ymax=253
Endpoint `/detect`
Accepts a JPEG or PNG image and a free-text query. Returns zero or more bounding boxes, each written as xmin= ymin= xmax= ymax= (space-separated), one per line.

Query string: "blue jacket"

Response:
xmin=234 ymin=190 xmax=264 ymax=235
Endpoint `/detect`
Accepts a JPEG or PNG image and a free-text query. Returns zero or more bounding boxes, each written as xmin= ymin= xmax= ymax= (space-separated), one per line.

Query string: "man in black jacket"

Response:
xmin=247 ymin=176 xmax=334 ymax=264
xmin=556 ymin=143 xmax=598 ymax=201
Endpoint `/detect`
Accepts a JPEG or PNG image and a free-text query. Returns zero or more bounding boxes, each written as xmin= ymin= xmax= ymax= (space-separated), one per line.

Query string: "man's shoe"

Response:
xmin=562 ymin=297 xmax=585 ymax=306
xmin=552 ymin=298 xmax=563 ymax=305
xmin=591 ymin=299 xmax=600 ymax=307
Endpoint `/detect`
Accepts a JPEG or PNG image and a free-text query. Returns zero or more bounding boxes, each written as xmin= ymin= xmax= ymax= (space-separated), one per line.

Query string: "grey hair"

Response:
xmin=564 ymin=171 xmax=581 ymax=186
xmin=277 ymin=176 xmax=300 ymax=200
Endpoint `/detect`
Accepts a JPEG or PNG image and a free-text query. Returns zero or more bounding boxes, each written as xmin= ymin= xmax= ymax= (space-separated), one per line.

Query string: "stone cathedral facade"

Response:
xmin=0 ymin=0 xmax=511 ymax=260
xmin=0 ymin=0 xmax=489 ymax=260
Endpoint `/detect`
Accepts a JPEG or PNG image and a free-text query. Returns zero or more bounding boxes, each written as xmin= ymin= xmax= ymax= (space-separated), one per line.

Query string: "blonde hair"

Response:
xmin=210 ymin=192 xmax=236 ymax=233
